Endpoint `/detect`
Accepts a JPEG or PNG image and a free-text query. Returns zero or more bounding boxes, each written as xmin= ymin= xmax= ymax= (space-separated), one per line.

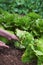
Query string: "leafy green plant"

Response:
xmin=0 ymin=9 xmax=41 ymax=31
xmin=0 ymin=9 xmax=43 ymax=65
xmin=15 ymin=29 xmax=43 ymax=65
xmin=14 ymin=29 xmax=34 ymax=49
xmin=0 ymin=0 xmax=43 ymax=17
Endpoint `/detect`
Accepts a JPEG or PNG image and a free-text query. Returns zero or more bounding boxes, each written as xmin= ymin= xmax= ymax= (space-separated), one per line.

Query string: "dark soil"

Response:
xmin=0 ymin=47 xmax=37 ymax=65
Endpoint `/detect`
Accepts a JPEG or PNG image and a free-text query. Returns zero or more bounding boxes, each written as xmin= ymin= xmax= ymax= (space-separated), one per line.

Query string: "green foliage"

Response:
xmin=16 ymin=29 xmax=34 ymax=48
xmin=31 ymin=19 xmax=43 ymax=37
xmin=35 ymin=19 xmax=43 ymax=33
xmin=22 ymin=45 xmax=34 ymax=63
xmin=0 ymin=36 xmax=9 ymax=44
xmin=21 ymin=37 xmax=43 ymax=65
xmin=27 ymin=12 xmax=41 ymax=20
xmin=0 ymin=0 xmax=43 ymax=17
xmin=0 ymin=9 xmax=43 ymax=65
xmin=33 ymin=38 xmax=43 ymax=65
xmin=0 ymin=9 xmax=41 ymax=32
xmin=15 ymin=29 xmax=43 ymax=65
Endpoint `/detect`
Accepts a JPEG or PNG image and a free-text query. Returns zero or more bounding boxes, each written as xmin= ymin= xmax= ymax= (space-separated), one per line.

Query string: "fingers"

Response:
xmin=11 ymin=34 xmax=19 ymax=41
xmin=0 ymin=41 xmax=9 ymax=48
xmin=0 ymin=29 xmax=19 ymax=41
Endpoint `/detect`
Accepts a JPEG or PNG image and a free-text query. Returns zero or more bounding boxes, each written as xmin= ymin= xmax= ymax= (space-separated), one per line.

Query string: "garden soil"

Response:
xmin=0 ymin=47 xmax=37 ymax=65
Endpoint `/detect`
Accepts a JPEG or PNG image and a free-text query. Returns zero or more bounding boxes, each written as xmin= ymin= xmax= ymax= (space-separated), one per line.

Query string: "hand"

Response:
xmin=0 ymin=41 xmax=9 ymax=48
xmin=0 ymin=29 xmax=19 ymax=41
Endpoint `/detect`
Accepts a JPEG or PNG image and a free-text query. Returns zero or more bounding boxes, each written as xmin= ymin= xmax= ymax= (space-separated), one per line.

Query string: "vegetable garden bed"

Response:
xmin=0 ymin=9 xmax=43 ymax=65
xmin=0 ymin=47 xmax=37 ymax=65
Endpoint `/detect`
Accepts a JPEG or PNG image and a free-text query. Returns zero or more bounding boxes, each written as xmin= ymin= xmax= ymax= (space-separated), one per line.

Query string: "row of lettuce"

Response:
xmin=0 ymin=8 xmax=43 ymax=65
